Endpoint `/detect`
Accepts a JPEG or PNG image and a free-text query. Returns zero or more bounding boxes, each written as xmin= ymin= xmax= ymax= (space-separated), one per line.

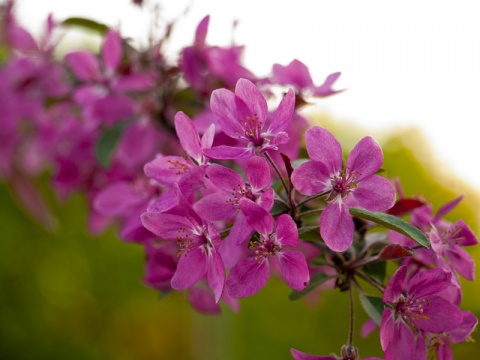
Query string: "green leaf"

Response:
xmin=349 ymin=207 xmax=429 ymax=248
xmin=289 ymin=271 xmax=333 ymax=301
xmin=359 ymin=294 xmax=385 ymax=326
xmin=297 ymin=226 xmax=321 ymax=242
xmin=62 ymin=17 xmax=109 ymax=35
xmin=362 ymin=261 xmax=386 ymax=284
xmin=95 ymin=120 xmax=132 ymax=168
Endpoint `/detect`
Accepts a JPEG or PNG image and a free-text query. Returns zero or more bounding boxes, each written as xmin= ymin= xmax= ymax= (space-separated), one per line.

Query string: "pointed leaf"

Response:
xmin=62 ymin=17 xmax=108 ymax=35
xmin=378 ymin=244 xmax=414 ymax=260
xmin=362 ymin=261 xmax=386 ymax=284
xmin=95 ymin=120 xmax=132 ymax=167
xmin=387 ymin=198 xmax=425 ymax=216
xmin=359 ymin=294 xmax=385 ymax=326
xmin=349 ymin=207 xmax=429 ymax=248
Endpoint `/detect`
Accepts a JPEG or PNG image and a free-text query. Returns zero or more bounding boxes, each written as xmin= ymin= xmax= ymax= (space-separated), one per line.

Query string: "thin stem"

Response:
xmin=355 ymin=271 xmax=385 ymax=293
xmin=348 ymin=277 xmax=355 ymax=348
xmin=264 ymin=152 xmax=289 ymax=197
xmin=220 ymin=226 xmax=232 ymax=235
xmin=298 ymin=208 xmax=323 ymax=218
xmin=296 ymin=190 xmax=330 ymax=208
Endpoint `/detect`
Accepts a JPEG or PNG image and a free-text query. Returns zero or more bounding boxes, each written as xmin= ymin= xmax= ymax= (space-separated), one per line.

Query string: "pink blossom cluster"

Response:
xmin=0 ymin=2 xmax=477 ymax=359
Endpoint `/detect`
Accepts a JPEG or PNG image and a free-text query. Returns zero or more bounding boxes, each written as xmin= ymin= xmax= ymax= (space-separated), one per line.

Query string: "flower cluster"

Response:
xmin=0 ymin=1 xmax=477 ymax=359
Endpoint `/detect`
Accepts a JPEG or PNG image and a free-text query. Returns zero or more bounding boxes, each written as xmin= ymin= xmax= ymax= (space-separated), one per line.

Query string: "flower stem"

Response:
xmin=355 ymin=271 xmax=385 ymax=293
xmin=298 ymin=208 xmax=323 ymax=218
xmin=296 ymin=190 xmax=330 ymax=208
xmin=264 ymin=152 xmax=289 ymax=197
xmin=348 ymin=276 xmax=355 ymax=348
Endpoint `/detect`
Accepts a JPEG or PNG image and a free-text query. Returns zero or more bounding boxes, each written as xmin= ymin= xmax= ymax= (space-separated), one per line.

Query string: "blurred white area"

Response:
xmin=16 ymin=0 xmax=480 ymax=189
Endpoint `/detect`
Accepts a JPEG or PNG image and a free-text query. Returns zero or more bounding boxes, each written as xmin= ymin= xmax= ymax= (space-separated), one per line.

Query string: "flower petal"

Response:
xmin=210 ymin=88 xmax=242 ymax=139
xmin=102 ymin=30 xmax=122 ymax=72
xmin=278 ymin=251 xmax=309 ymax=291
xmin=268 ymin=88 xmax=295 ymax=134
xmin=273 ymin=59 xmax=314 ymax=88
xmin=275 ymin=214 xmax=298 ymax=247
xmin=408 ymin=267 xmax=452 ymax=300
xmin=412 ymin=295 xmax=463 ymax=333
xmin=345 ymin=175 xmax=395 ymax=212
xmin=175 ymin=111 xmax=202 ymax=163
xmin=320 ymin=200 xmax=353 ymax=252
xmin=234 ymin=78 xmax=268 ymax=125
xmin=141 ymin=212 xmax=197 ymax=239
xmin=305 ymin=126 xmax=342 ymax=174
xmin=239 ymin=198 xmax=275 ymax=236
xmin=290 ymin=348 xmax=333 ymax=360
xmin=65 ymin=51 xmax=100 ymax=82
xmin=346 ymin=136 xmax=383 ymax=180
xmin=445 ymin=245 xmax=475 ymax=280
xmin=203 ymin=145 xmax=253 ymax=160
xmin=171 ymin=246 xmax=207 ymax=290
xmin=383 ymin=265 xmax=407 ymax=303
xmin=207 ymin=250 xmax=226 ymax=303
xmin=226 ymin=257 xmax=270 ymax=298
xmin=193 ymin=193 xmax=238 ymax=221
xmin=206 ymin=163 xmax=245 ymax=191
xmin=246 ymin=156 xmax=270 ymax=191
xmin=291 ymin=160 xmax=331 ymax=196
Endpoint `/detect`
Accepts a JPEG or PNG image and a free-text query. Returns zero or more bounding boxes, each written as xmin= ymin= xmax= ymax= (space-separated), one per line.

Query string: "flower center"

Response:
xmin=330 ymin=168 xmax=359 ymax=198
xmin=226 ymin=184 xmax=258 ymax=211
xmin=398 ymin=296 xmax=431 ymax=322
xmin=249 ymin=234 xmax=281 ymax=263
xmin=242 ymin=114 xmax=263 ymax=146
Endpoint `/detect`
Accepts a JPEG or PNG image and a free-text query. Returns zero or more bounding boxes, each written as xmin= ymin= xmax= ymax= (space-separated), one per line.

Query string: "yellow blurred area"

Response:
xmin=1 ymin=113 xmax=479 ymax=359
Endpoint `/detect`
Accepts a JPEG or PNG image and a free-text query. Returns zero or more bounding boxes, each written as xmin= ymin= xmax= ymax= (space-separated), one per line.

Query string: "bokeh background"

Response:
xmin=1 ymin=1 xmax=480 ymax=359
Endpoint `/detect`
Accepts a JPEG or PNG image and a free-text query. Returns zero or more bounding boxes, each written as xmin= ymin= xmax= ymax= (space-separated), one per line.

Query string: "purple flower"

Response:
xmin=380 ymin=266 xmax=463 ymax=360
xmin=226 ymin=200 xmax=309 ymax=298
xmin=141 ymin=186 xmax=225 ymax=302
xmin=291 ymin=126 xmax=395 ymax=252
xmin=203 ymin=78 xmax=295 ymax=159
xmin=273 ymin=59 xmax=344 ymax=98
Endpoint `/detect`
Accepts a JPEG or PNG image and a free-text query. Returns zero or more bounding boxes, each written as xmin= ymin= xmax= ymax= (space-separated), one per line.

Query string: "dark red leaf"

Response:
xmin=379 ymin=244 xmax=414 ymax=260
xmin=387 ymin=199 xmax=425 ymax=216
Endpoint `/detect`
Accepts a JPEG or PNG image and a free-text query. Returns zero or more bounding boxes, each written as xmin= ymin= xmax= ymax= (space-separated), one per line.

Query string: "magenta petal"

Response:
xmin=112 ymin=74 xmax=152 ymax=92
xmin=259 ymin=188 xmax=275 ymax=211
xmin=380 ymin=308 xmax=395 ymax=351
xmin=346 ymin=136 xmax=383 ymax=180
xmin=273 ymin=59 xmax=314 ymax=88
xmin=311 ymin=72 xmax=343 ymax=97
xmin=320 ymin=201 xmax=353 ymax=252
xmin=102 ymin=30 xmax=122 ymax=72
xmin=65 ymin=51 xmax=100 ymax=82
xmin=246 ymin=156 xmax=270 ymax=191
xmin=171 ymin=246 xmax=207 ymax=290
xmin=454 ymin=220 xmax=478 ymax=246
xmin=193 ymin=193 xmax=238 ymax=221
xmin=234 ymin=78 xmax=268 ymax=125
xmin=268 ymin=88 xmax=295 ymax=135
xmin=276 ymin=214 xmax=298 ymax=247
xmin=290 ymin=348 xmax=333 ymax=360
xmin=228 ymin=213 xmax=254 ymax=246
xmin=188 ymin=287 xmax=221 ymax=315
xmin=195 ymin=16 xmax=209 ymax=47
xmin=291 ymin=160 xmax=331 ymax=196
xmin=239 ymin=198 xmax=275 ymax=236
xmin=446 ymin=246 xmax=475 ymax=280
xmin=226 ymin=257 xmax=270 ymax=298
xmin=207 ymin=251 xmax=225 ymax=303
xmin=278 ymin=251 xmax=309 ymax=291
xmin=144 ymin=155 xmax=191 ymax=185
xmin=203 ymin=145 xmax=253 ymax=160
xmin=411 ymin=295 xmax=463 ymax=332
xmin=449 ymin=310 xmax=478 ymax=343
xmin=384 ymin=318 xmax=415 ymax=360
xmin=175 ymin=111 xmax=202 ymax=163
xmin=346 ymin=175 xmax=395 ymax=212
xmin=408 ymin=267 xmax=452 ymax=299
xmin=434 ymin=195 xmax=463 ymax=222
xmin=210 ymin=88 xmax=240 ymax=139
xmin=383 ymin=265 xmax=407 ymax=303
xmin=93 ymin=94 xmax=134 ymax=123
xmin=94 ymin=181 xmax=141 ymax=216
xmin=206 ymin=164 xmax=245 ymax=191
xmin=141 ymin=212 xmax=196 ymax=239
xmin=305 ymin=127 xmax=342 ymax=174
xmin=201 ymin=123 xmax=215 ymax=151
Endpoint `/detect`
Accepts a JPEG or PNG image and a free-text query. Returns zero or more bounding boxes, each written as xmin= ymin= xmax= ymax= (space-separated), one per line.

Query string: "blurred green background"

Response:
xmin=1 ymin=116 xmax=479 ymax=360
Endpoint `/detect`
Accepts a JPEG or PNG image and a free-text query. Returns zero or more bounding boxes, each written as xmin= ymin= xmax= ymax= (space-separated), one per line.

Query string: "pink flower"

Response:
xmin=291 ymin=126 xmax=395 ymax=252
xmin=226 ymin=200 xmax=309 ymax=298
xmin=380 ymin=266 xmax=463 ymax=360
xmin=203 ymin=78 xmax=295 ymax=159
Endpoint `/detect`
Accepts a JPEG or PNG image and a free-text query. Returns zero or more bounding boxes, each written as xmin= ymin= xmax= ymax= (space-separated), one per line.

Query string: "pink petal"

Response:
xmin=305 ymin=126 xmax=342 ymax=174
xmin=380 ymin=308 xmax=395 ymax=351
xmin=93 ymin=181 xmax=141 ymax=216
xmin=171 ymin=246 xmax=207 ymax=290
xmin=408 ymin=267 xmax=452 ymax=299
xmin=275 ymin=214 xmax=298 ymax=247
xmin=290 ymin=348 xmax=334 ymax=360
xmin=112 ymin=74 xmax=152 ymax=92
xmin=193 ymin=193 xmax=238 ymax=221
xmin=311 ymin=72 xmax=344 ymax=97
xmin=175 ymin=111 xmax=202 ymax=163
xmin=226 ymin=257 xmax=270 ymax=298
xmin=446 ymin=245 xmax=475 ymax=280
xmin=273 ymin=59 xmax=314 ymax=88
xmin=93 ymin=94 xmax=134 ymax=124
xmin=206 ymin=164 xmax=245 ymax=191
xmin=434 ymin=195 xmax=463 ymax=222
xmin=411 ymin=296 xmax=463 ymax=333
xmin=383 ymin=265 xmax=407 ymax=303
xmin=259 ymin=188 xmax=275 ymax=211
xmin=449 ymin=310 xmax=478 ymax=343
xmin=453 ymin=220 xmax=478 ymax=246
xmin=246 ymin=156 xmax=270 ymax=191
xmin=382 ymin=311 xmax=415 ymax=360
xmin=278 ymin=251 xmax=309 ymax=291
xmin=268 ymin=88 xmax=295 ymax=135
xmin=228 ymin=213 xmax=254 ymax=246
xmin=345 ymin=175 xmax=395 ymax=212
xmin=144 ymin=155 xmax=191 ymax=185
xmin=194 ymin=15 xmax=209 ymax=48
xmin=201 ymin=123 xmax=216 ymax=151
xmin=188 ymin=287 xmax=221 ymax=315
xmin=207 ymin=250 xmax=226 ymax=303
xmin=102 ymin=30 xmax=122 ymax=72
xmin=65 ymin=51 xmax=100 ymax=82
xmin=141 ymin=212 xmax=197 ymax=239
xmin=346 ymin=136 xmax=383 ymax=180
xmin=320 ymin=200 xmax=353 ymax=252
xmin=210 ymin=88 xmax=241 ymax=139
xmin=291 ymin=160 xmax=331 ymax=196
xmin=239 ymin=198 xmax=274 ymax=236
xmin=203 ymin=145 xmax=253 ymax=160
xmin=234 ymin=78 xmax=268 ymax=125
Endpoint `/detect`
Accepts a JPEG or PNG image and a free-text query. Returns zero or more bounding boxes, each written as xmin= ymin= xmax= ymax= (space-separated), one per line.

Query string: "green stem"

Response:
xmin=295 ymin=190 xmax=330 ymax=208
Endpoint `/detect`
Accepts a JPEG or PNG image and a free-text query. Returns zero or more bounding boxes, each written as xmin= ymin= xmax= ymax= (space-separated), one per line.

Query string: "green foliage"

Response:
xmin=359 ymin=294 xmax=385 ymax=326
xmin=95 ymin=120 xmax=132 ymax=168
xmin=62 ymin=17 xmax=109 ymax=35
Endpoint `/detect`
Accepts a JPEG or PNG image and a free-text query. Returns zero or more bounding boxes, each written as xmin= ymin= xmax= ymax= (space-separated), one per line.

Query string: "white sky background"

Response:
xmin=15 ymin=0 xmax=480 ymax=189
